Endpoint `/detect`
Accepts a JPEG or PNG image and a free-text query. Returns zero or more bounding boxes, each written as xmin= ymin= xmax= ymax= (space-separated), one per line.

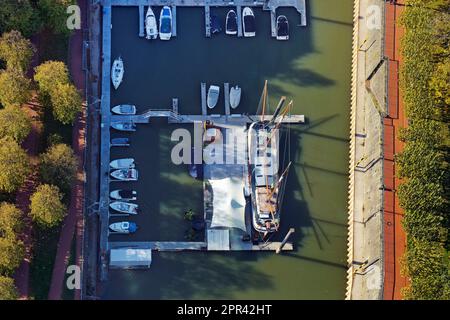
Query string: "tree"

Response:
xmin=50 ymin=82 xmax=81 ymax=124
xmin=0 ymin=1 xmax=41 ymax=38
xmin=40 ymin=143 xmax=78 ymax=193
xmin=0 ymin=276 xmax=19 ymax=300
xmin=0 ymin=30 xmax=35 ymax=72
xmin=0 ymin=107 xmax=32 ymax=143
xmin=0 ymin=137 xmax=31 ymax=193
xmin=0 ymin=203 xmax=23 ymax=238
xmin=38 ymin=0 xmax=77 ymax=36
xmin=0 ymin=69 xmax=31 ymax=108
xmin=34 ymin=61 xmax=69 ymax=96
xmin=30 ymin=184 xmax=66 ymax=228
xmin=0 ymin=236 xmax=25 ymax=275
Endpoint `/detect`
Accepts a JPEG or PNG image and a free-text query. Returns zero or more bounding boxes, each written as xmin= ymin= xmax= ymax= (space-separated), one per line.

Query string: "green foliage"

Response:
xmin=0 ymin=1 xmax=41 ymax=38
xmin=30 ymin=184 xmax=66 ymax=228
xmin=50 ymin=82 xmax=81 ymax=124
xmin=40 ymin=143 xmax=77 ymax=194
xmin=0 ymin=30 xmax=35 ymax=72
xmin=0 ymin=137 xmax=30 ymax=193
xmin=0 ymin=202 xmax=23 ymax=239
xmin=34 ymin=60 xmax=70 ymax=96
xmin=0 ymin=276 xmax=19 ymax=300
xmin=38 ymin=0 xmax=76 ymax=36
xmin=0 ymin=236 xmax=25 ymax=275
xmin=396 ymin=0 xmax=450 ymax=300
xmin=0 ymin=69 xmax=31 ymax=108
xmin=0 ymin=107 xmax=32 ymax=143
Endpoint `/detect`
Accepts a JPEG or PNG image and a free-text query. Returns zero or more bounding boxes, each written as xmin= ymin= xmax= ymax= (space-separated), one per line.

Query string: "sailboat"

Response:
xmin=111 ymin=57 xmax=124 ymax=89
xmin=145 ymin=6 xmax=158 ymax=39
xmin=247 ymin=81 xmax=292 ymax=234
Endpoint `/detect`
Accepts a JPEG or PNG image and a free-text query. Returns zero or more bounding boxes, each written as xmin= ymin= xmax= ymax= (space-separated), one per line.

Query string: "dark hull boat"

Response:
xmin=225 ymin=10 xmax=237 ymax=35
xmin=276 ymin=15 xmax=289 ymax=41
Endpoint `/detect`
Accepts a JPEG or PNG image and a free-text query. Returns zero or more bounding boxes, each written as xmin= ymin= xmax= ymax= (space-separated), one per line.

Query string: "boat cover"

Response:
xmin=209 ymin=177 xmax=246 ymax=232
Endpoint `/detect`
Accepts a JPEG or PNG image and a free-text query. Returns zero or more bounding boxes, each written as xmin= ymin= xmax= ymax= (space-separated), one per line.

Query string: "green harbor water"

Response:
xmin=103 ymin=0 xmax=353 ymax=299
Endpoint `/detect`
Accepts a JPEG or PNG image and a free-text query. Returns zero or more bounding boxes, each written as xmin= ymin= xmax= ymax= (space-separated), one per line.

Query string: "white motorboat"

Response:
xmin=225 ymin=10 xmax=238 ymax=35
xmin=110 ymin=189 xmax=137 ymax=201
xmin=110 ymin=201 xmax=139 ymax=215
xmin=110 ymin=158 xmax=135 ymax=169
xmin=111 ymin=57 xmax=124 ymax=89
xmin=207 ymin=85 xmax=220 ymax=109
xmin=242 ymin=7 xmax=256 ymax=38
xmin=110 ymin=169 xmax=138 ymax=181
xmin=109 ymin=221 xmax=137 ymax=234
xmin=229 ymin=85 xmax=241 ymax=109
xmin=145 ymin=6 xmax=158 ymax=39
xmin=276 ymin=15 xmax=289 ymax=41
xmin=112 ymin=104 xmax=136 ymax=115
xmin=111 ymin=122 xmax=136 ymax=131
xmin=159 ymin=6 xmax=172 ymax=40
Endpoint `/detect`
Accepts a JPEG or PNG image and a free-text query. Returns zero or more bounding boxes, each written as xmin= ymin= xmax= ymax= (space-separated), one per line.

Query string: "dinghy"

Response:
xmin=207 ymin=85 xmax=220 ymax=109
xmin=112 ymin=104 xmax=136 ymax=115
xmin=110 ymin=189 xmax=137 ymax=201
xmin=229 ymin=85 xmax=241 ymax=109
xmin=276 ymin=15 xmax=289 ymax=41
xmin=111 ymin=138 xmax=130 ymax=147
xmin=110 ymin=169 xmax=138 ymax=181
xmin=225 ymin=10 xmax=237 ymax=35
xmin=110 ymin=201 xmax=138 ymax=214
xmin=110 ymin=158 xmax=135 ymax=169
xmin=210 ymin=14 xmax=222 ymax=34
xmin=159 ymin=6 xmax=172 ymax=40
xmin=242 ymin=7 xmax=256 ymax=38
xmin=145 ymin=7 xmax=158 ymax=39
xmin=111 ymin=57 xmax=124 ymax=89
xmin=109 ymin=221 xmax=137 ymax=234
xmin=111 ymin=122 xmax=136 ymax=132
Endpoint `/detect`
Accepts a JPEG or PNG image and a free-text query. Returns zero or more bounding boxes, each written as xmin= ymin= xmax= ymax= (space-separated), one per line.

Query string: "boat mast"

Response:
xmin=259 ymin=80 xmax=268 ymax=122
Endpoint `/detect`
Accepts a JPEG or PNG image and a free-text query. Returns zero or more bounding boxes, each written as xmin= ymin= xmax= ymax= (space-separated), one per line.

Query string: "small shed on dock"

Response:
xmin=109 ymin=248 xmax=152 ymax=269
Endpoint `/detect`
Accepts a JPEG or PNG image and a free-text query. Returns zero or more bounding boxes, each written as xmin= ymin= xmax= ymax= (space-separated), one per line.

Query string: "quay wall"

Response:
xmin=346 ymin=0 xmax=387 ymax=300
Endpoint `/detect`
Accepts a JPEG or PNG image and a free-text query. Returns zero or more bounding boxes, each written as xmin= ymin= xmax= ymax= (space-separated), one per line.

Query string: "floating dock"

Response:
xmin=138 ymin=5 xmax=144 ymax=37
xmin=205 ymin=5 xmax=211 ymax=38
xmin=224 ymin=82 xmax=230 ymax=116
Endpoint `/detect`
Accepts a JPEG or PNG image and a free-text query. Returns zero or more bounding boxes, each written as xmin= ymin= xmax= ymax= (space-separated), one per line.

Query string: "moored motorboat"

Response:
xmin=110 ymin=201 xmax=139 ymax=215
xmin=111 ymin=122 xmax=136 ymax=132
xmin=111 ymin=57 xmax=124 ymax=89
xmin=110 ymin=169 xmax=138 ymax=181
xmin=225 ymin=10 xmax=237 ymax=35
xmin=109 ymin=221 xmax=137 ymax=234
xmin=110 ymin=189 xmax=137 ymax=201
xmin=276 ymin=15 xmax=289 ymax=41
xmin=229 ymin=85 xmax=241 ymax=109
xmin=111 ymin=137 xmax=130 ymax=147
xmin=110 ymin=158 xmax=135 ymax=169
xmin=207 ymin=85 xmax=220 ymax=109
xmin=112 ymin=104 xmax=136 ymax=115
xmin=242 ymin=7 xmax=256 ymax=38
xmin=210 ymin=14 xmax=222 ymax=34
xmin=159 ymin=6 xmax=172 ymax=40
xmin=145 ymin=6 xmax=158 ymax=39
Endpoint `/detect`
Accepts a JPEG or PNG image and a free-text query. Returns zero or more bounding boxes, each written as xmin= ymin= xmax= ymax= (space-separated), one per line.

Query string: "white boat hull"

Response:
xmin=110 ymin=190 xmax=137 ymax=201
xmin=109 ymin=222 xmax=137 ymax=234
xmin=243 ymin=7 xmax=256 ymax=38
xmin=110 ymin=201 xmax=139 ymax=215
xmin=229 ymin=86 xmax=241 ymax=109
xmin=110 ymin=158 xmax=135 ymax=169
xmin=112 ymin=104 xmax=136 ymax=115
xmin=145 ymin=7 xmax=158 ymax=39
xmin=110 ymin=169 xmax=138 ymax=181
xmin=159 ymin=6 xmax=172 ymax=40
xmin=207 ymin=85 xmax=220 ymax=109
xmin=111 ymin=122 xmax=136 ymax=132
xmin=111 ymin=57 xmax=124 ymax=89
xmin=225 ymin=10 xmax=238 ymax=35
